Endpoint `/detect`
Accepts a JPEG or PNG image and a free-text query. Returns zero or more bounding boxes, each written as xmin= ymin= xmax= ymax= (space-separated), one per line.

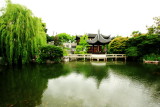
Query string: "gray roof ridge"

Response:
xmin=87 ymin=34 xmax=98 ymax=44
xmin=99 ymin=34 xmax=111 ymax=43
xmin=87 ymin=33 xmax=111 ymax=44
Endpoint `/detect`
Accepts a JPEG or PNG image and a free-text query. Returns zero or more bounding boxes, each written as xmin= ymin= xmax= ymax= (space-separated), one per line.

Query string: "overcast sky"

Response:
xmin=0 ymin=0 xmax=160 ymax=36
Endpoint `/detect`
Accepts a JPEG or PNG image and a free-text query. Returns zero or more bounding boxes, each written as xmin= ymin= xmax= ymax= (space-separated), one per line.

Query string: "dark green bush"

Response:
xmin=143 ymin=53 xmax=160 ymax=61
xmin=37 ymin=45 xmax=63 ymax=63
xmin=126 ymin=47 xmax=138 ymax=57
xmin=126 ymin=34 xmax=160 ymax=56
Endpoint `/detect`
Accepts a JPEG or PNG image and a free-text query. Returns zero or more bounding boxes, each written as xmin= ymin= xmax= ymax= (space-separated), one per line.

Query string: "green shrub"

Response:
xmin=108 ymin=37 xmax=128 ymax=54
xmin=126 ymin=47 xmax=138 ymax=57
xmin=74 ymin=45 xmax=83 ymax=54
xmin=74 ymin=45 xmax=87 ymax=54
xmin=37 ymin=45 xmax=63 ymax=63
xmin=143 ymin=53 xmax=160 ymax=61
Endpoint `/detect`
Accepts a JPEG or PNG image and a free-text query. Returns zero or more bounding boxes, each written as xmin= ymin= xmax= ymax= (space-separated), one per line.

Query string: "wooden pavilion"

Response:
xmin=76 ymin=30 xmax=111 ymax=54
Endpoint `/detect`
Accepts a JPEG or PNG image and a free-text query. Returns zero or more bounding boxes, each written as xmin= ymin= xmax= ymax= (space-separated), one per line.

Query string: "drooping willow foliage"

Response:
xmin=0 ymin=2 xmax=46 ymax=65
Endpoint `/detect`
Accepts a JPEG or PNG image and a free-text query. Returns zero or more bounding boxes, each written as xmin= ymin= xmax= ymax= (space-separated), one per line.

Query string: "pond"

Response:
xmin=0 ymin=62 xmax=160 ymax=107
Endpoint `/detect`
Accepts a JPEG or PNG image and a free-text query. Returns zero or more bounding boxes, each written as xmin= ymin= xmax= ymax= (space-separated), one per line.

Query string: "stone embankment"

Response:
xmin=143 ymin=60 xmax=159 ymax=64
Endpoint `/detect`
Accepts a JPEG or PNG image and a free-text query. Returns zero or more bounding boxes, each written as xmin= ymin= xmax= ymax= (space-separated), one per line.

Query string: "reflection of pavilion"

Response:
xmin=89 ymin=63 xmax=109 ymax=89
xmin=91 ymin=62 xmax=106 ymax=66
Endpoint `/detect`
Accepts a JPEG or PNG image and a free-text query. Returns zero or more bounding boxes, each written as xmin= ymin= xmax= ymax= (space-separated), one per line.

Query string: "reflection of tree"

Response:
xmin=0 ymin=63 xmax=73 ymax=107
xmin=108 ymin=63 xmax=160 ymax=98
xmin=69 ymin=62 xmax=109 ymax=88
xmin=39 ymin=63 xmax=72 ymax=79
xmin=108 ymin=63 xmax=160 ymax=82
xmin=0 ymin=65 xmax=48 ymax=107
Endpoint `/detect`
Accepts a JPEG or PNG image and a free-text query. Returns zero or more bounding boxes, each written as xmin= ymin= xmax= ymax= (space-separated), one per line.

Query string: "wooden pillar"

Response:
xmin=92 ymin=45 xmax=94 ymax=54
xmin=98 ymin=45 xmax=99 ymax=53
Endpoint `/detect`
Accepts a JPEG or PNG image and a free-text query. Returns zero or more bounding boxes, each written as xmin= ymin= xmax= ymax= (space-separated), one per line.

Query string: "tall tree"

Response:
xmin=147 ymin=16 xmax=160 ymax=34
xmin=0 ymin=1 xmax=46 ymax=64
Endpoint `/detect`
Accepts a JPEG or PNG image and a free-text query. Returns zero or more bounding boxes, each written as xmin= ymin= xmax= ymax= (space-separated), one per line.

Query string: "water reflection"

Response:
xmin=71 ymin=62 xmax=109 ymax=89
xmin=39 ymin=62 xmax=160 ymax=107
xmin=0 ymin=62 xmax=160 ymax=107
xmin=0 ymin=63 xmax=72 ymax=107
xmin=0 ymin=65 xmax=48 ymax=107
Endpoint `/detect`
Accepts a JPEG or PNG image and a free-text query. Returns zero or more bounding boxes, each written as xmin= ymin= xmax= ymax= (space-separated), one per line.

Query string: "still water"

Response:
xmin=0 ymin=62 xmax=160 ymax=107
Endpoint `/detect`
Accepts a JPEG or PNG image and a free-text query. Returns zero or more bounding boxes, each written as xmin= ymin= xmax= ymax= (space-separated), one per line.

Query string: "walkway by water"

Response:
xmin=64 ymin=54 xmax=127 ymax=61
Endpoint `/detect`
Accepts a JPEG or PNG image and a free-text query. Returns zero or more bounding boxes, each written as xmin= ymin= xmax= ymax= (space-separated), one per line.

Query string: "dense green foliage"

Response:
xmin=143 ymin=54 xmax=160 ymax=61
xmin=37 ymin=45 xmax=63 ymax=63
xmin=108 ymin=37 xmax=128 ymax=54
xmin=108 ymin=33 xmax=160 ymax=61
xmin=125 ymin=47 xmax=138 ymax=57
xmin=108 ymin=17 xmax=160 ymax=61
xmin=46 ymin=34 xmax=54 ymax=42
xmin=125 ymin=34 xmax=160 ymax=61
xmin=75 ymin=35 xmax=89 ymax=54
xmin=126 ymin=34 xmax=160 ymax=57
xmin=0 ymin=2 xmax=46 ymax=64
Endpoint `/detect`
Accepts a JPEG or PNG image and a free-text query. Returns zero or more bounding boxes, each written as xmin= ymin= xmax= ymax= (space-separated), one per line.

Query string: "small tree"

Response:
xmin=75 ymin=35 xmax=89 ymax=54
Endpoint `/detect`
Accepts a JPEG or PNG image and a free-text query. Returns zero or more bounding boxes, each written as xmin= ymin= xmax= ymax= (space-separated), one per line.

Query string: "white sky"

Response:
xmin=0 ymin=0 xmax=160 ymax=36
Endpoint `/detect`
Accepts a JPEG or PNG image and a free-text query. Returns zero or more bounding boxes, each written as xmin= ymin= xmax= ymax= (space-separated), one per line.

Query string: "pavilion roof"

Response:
xmin=87 ymin=30 xmax=111 ymax=44
xmin=87 ymin=33 xmax=110 ymax=39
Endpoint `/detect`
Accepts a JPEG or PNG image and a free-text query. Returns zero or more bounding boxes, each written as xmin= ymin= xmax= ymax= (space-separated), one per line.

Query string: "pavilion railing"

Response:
xmin=65 ymin=54 xmax=126 ymax=61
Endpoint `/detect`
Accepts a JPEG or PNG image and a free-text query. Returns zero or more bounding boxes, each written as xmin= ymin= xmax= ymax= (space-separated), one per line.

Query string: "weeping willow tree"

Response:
xmin=0 ymin=1 xmax=46 ymax=65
